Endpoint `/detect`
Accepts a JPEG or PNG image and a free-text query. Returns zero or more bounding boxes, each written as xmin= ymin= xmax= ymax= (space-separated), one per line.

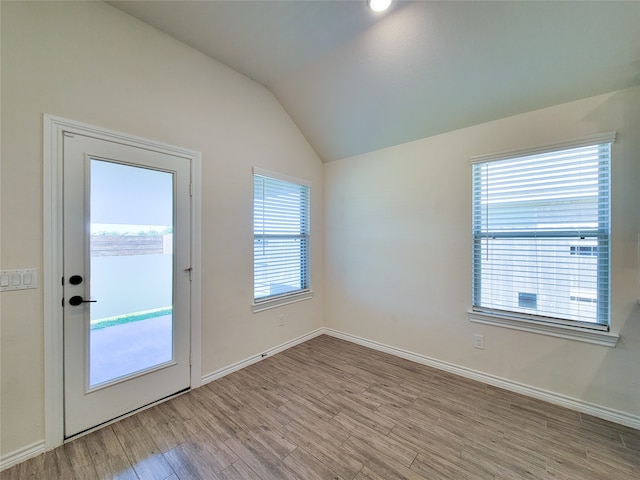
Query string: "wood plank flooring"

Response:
xmin=2 ymin=335 xmax=639 ymax=479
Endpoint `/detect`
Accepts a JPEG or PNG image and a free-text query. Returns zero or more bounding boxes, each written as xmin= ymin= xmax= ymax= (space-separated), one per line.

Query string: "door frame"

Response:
xmin=43 ymin=114 xmax=202 ymax=449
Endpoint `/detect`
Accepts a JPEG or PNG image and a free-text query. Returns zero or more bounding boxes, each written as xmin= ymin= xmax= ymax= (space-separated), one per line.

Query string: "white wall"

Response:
xmin=325 ymin=87 xmax=640 ymax=418
xmin=90 ymin=255 xmax=172 ymax=319
xmin=0 ymin=1 xmax=324 ymax=456
xmin=2 ymin=0 xmax=638 ymax=463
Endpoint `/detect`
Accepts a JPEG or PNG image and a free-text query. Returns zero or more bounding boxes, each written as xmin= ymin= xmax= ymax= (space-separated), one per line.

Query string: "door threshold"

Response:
xmin=63 ymin=387 xmax=190 ymax=443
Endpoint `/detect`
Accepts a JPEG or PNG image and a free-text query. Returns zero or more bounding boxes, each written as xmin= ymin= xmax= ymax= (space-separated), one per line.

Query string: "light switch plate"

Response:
xmin=0 ymin=269 xmax=38 ymax=291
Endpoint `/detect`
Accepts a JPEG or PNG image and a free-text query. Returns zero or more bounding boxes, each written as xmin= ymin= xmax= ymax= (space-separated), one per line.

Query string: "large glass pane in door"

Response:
xmin=89 ymin=159 xmax=174 ymax=387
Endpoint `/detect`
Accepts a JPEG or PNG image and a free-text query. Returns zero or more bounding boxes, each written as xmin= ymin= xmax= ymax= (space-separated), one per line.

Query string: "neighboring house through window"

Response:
xmin=470 ymin=133 xmax=615 ymax=341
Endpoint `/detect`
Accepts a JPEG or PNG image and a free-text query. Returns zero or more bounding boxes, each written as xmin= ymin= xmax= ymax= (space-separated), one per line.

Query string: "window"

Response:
xmin=253 ymin=168 xmax=311 ymax=310
xmin=471 ymin=134 xmax=615 ymax=334
xmin=569 ymin=245 xmax=597 ymax=256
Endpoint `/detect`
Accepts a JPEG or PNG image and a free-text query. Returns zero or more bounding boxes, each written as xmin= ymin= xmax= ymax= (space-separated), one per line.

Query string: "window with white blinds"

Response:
xmin=471 ymin=135 xmax=613 ymax=330
xmin=254 ymin=170 xmax=310 ymax=304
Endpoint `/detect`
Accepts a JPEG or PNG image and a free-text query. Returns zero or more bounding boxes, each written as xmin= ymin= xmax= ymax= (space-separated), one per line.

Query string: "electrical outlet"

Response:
xmin=278 ymin=314 xmax=285 ymax=326
xmin=473 ymin=334 xmax=485 ymax=350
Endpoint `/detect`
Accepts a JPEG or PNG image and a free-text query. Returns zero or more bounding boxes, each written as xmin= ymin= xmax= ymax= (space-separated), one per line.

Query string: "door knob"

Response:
xmin=68 ymin=295 xmax=97 ymax=306
xmin=69 ymin=275 xmax=83 ymax=285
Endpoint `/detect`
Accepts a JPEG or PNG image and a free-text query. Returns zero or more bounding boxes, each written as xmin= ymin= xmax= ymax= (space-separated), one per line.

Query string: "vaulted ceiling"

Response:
xmin=109 ymin=1 xmax=640 ymax=162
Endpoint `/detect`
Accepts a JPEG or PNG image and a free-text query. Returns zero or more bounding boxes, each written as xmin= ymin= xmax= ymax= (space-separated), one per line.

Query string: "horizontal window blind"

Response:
xmin=472 ymin=141 xmax=611 ymax=328
xmin=254 ymin=173 xmax=310 ymax=302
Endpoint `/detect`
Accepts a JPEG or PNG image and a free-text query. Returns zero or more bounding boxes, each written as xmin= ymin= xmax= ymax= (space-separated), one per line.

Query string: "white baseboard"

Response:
xmin=323 ymin=328 xmax=640 ymax=430
xmin=0 ymin=440 xmax=46 ymax=472
xmin=3 ymin=328 xmax=324 ymax=472
xmin=200 ymin=328 xmax=325 ymax=385
xmin=5 ymin=325 xmax=636 ymax=473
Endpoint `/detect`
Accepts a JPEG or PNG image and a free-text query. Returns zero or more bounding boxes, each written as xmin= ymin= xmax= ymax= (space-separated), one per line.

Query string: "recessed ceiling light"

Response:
xmin=368 ymin=0 xmax=393 ymax=13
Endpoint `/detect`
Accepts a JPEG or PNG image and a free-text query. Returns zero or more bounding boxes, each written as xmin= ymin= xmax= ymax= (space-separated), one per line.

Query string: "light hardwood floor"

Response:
xmin=2 ymin=335 xmax=639 ymax=479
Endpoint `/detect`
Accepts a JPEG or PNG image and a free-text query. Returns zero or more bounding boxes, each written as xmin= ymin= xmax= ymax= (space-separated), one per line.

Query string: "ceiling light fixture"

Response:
xmin=368 ymin=0 xmax=392 ymax=13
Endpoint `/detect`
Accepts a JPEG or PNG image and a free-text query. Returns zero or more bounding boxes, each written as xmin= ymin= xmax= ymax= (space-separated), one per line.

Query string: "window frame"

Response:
xmin=252 ymin=167 xmax=313 ymax=313
xmin=468 ymin=133 xmax=619 ymax=347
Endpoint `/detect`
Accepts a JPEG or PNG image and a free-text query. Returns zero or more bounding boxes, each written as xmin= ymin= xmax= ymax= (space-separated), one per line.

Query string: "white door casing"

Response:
xmin=43 ymin=115 xmax=202 ymax=446
xmin=63 ymin=134 xmax=190 ymax=437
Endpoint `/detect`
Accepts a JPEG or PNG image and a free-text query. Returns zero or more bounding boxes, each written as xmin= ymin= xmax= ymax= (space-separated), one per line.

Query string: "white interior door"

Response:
xmin=63 ymin=133 xmax=191 ymax=437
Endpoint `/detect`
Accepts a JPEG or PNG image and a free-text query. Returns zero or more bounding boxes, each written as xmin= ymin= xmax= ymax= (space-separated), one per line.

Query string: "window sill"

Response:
xmin=252 ymin=290 xmax=314 ymax=313
xmin=468 ymin=310 xmax=619 ymax=347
